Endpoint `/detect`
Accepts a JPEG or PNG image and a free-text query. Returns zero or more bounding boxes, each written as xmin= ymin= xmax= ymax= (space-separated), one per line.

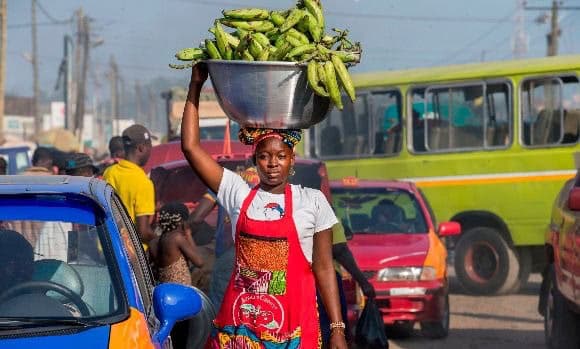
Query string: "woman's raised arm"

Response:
xmin=181 ymin=64 xmax=224 ymax=193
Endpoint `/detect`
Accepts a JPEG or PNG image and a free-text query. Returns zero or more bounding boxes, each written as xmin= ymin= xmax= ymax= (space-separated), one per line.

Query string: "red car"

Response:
xmin=330 ymin=178 xmax=461 ymax=338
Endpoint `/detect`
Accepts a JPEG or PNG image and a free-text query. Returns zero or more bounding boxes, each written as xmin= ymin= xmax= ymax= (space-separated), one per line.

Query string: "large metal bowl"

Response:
xmin=206 ymin=60 xmax=332 ymax=129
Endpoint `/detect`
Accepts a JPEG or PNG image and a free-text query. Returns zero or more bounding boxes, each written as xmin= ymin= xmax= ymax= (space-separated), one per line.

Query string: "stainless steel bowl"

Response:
xmin=206 ymin=60 xmax=332 ymax=129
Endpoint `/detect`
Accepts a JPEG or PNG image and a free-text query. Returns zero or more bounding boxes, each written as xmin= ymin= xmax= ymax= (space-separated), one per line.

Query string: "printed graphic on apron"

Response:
xmin=233 ymin=292 xmax=285 ymax=333
xmin=236 ymin=232 xmax=289 ymax=295
xmin=235 ymin=267 xmax=287 ymax=295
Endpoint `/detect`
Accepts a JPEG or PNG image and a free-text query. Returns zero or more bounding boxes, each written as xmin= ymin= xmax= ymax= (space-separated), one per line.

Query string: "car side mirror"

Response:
xmin=567 ymin=187 xmax=580 ymax=211
xmin=153 ymin=283 xmax=202 ymax=345
xmin=437 ymin=221 xmax=461 ymax=237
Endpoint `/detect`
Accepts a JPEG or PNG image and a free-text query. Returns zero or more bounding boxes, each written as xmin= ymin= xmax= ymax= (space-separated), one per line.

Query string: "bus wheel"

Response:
xmin=454 ymin=227 xmax=519 ymax=295
xmin=504 ymin=247 xmax=532 ymax=293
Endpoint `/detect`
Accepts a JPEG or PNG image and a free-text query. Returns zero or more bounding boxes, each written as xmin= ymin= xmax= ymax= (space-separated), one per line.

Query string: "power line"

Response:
xmin=175 ymin=0 xmax=515 ymax=24
xmin=434 ymin=8 xmax=516 ymax=65
xmin=35 ymin=0 xmax=70 ymax=24
xmin=8 ymin=20 xmax=72 ymax=29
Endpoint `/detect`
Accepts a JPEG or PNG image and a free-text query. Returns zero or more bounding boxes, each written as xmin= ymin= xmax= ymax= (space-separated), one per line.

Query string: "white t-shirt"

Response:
xmin=217 ymin=168 xmax=337 ymax=263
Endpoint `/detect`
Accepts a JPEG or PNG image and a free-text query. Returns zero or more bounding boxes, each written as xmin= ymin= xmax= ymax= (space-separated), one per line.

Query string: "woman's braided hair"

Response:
xmin=158 ymin=202 xmax=189 ymax=234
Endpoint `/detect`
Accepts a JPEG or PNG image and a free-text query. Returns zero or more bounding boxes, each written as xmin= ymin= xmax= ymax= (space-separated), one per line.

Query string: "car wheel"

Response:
xmin=420 ymin=294 xmax=449 ymax=339
xmin=454 ymin=227 xmax=519 ymax=295
xmin=544 ymin=265 xmax=580 ymax=349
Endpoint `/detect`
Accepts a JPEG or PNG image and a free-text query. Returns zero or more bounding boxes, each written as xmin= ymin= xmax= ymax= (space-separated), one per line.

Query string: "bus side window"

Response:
xmin=412 ymin=82 xmax=511 ymax=153
xmin=371 ymin=91 xmax=402 ymax=155
xmin=521 ymin=76 xmax=579 ymax=147
xmin=412 ymin=109 xmax=426 ymax=152
xmin=320 ymin=124 xmax=343 ymax=156
xmin=411 ymin=90 xmax=427 ymax=153
xmin=562 ymin=76 xmax=580 ymax=144
xmin=486 ymin=82 xmax=512 ymax=147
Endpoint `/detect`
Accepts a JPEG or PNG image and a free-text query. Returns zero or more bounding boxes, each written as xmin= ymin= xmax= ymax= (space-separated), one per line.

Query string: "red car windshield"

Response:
xmin=331 ymin=187 xmax=428 ymax=234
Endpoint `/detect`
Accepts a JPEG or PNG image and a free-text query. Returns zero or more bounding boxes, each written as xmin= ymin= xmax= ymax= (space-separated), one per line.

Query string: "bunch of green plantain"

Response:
xmin=169 ymin=0 xmax=362 ymax=110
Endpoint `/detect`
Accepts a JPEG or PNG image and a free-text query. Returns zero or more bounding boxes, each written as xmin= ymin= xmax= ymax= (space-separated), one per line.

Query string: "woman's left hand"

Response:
xmin=329 ymin=331 xmax=348 ymax=349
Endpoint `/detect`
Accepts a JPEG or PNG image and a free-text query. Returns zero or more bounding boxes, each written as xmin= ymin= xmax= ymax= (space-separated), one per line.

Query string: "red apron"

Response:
xmin=206 ymin=185 xmax=320 ymax=348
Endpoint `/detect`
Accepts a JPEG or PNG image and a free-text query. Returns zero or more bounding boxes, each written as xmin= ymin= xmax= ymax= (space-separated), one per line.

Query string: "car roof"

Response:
xmin=0 ymin=146 xmax=30 ymax=153
xmin=144 ymin=140 xmax=253 ymax=173
xmin=329 ymin=179 xmax=417 ymax=191
xmin=0 ymin=175 xmax=112 ymax=205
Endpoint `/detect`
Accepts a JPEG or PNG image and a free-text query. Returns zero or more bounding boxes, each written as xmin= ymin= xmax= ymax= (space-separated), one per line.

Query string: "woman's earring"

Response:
xmin=289 ymin=167 xmax=296 ymax=176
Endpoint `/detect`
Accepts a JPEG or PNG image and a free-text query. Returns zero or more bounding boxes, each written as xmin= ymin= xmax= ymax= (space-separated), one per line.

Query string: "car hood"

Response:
xmin=347 ymin=233 xmax=429 ymax=269
xmin=0 ymin=324 xmax=111 ymax=349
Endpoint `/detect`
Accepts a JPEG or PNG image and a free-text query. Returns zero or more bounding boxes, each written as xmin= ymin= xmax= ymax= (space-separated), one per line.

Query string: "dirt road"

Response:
xmin=387 ymin=273 xmax=545 ymax=349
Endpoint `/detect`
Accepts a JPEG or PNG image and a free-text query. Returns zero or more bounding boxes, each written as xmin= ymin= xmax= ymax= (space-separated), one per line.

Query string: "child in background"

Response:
xmin=149 ymin=202 xmax=204 ymax=349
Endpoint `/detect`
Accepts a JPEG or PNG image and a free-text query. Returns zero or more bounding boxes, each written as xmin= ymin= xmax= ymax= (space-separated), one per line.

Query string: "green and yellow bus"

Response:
xmin=304 ymin=54 xmax=580 ymax=295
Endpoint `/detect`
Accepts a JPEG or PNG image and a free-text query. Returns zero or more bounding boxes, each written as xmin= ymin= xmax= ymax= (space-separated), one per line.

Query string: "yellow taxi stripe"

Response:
xmin=109 ymin=307 xmax=155 ymax=349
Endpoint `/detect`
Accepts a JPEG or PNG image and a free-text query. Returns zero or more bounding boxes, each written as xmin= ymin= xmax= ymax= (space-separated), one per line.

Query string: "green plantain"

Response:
xmin=331 ymin=54 xmax=355 ymax=101
xmin=307 ymin=60 xmax=329 ymax=97
xmin=222 ymin=8 xmax=270 ymax=20
xmin=324 ymin=60 xmax=343 ymax=110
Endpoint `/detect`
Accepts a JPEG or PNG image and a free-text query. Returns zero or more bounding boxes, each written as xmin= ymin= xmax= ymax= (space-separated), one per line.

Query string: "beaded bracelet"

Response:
xmin=329 ymin=321 xmax=346 ymax=331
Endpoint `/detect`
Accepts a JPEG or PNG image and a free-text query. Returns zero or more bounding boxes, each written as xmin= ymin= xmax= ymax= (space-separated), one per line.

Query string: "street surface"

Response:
xmin=387 ymin=272 xmax=544 ymax=349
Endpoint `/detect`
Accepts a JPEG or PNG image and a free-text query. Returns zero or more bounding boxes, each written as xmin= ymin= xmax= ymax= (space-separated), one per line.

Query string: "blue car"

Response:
xmin=0 ymin=175 xmax=203 ymax=349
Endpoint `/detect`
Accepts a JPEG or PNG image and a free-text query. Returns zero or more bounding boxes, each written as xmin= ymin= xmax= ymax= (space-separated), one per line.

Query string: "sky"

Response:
xmin=6 ymin=0 xmax=580 ymax=98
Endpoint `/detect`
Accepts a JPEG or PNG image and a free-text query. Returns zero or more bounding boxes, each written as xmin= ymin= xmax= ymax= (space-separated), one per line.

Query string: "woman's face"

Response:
xmin=254 ymin=137 xmax=295 ymax=191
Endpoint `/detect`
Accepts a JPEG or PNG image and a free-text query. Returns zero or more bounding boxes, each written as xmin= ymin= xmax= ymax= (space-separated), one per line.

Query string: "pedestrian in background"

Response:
xmin=22 ymin=147 xmax=54 ymax=176
xmin=103 ymin=124 xmax=156 ymax=244
xmin=190 ymin=190 xmax=231 ymax=309
xmin=148 ymin=201 xmax=204 ymax=349
xmin=98 ymin=136 xmax=126 ymax=176
xmin=17 ymin=147 xmax=56 ymax=245
xmin=319 ymin=221 xmax=376 ymax=346
xmin=0 ymin=157 xmax=6 ymax=175
xmin=64 ymin=153 xmax=98 ymax=177
xmin=190 ymin=167 xmax=260 ymax=311
xmin=35 ymin=152 xmax=97 ymax=261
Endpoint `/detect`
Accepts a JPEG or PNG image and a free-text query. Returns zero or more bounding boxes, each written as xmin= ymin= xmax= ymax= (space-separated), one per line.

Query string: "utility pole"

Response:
xmin=513 ymin=0 xmax=528 ymax=59
xmin=63 ymin=35 xmax=73 ymax=129
xmin=0 ymin=0 xmax=6 ymax=139
xmin=547 ymin=0 xmax=559 ymax=56
xmin=108 ymin=56 xmax=119 ymax=134
xmin=160 ymin=90 xmax=173 ymax=141
xmin=73 ymin=10 xmax=89 ymax=139
xmin=31 ymin=0 xmax=41 ymax=137
xmin=147 ymin=87 xmax=156 ymax=131
xmin=526 ymin=1 xmax=580 ymax=57
xmin=134 ymin=80 xmax=142 ymax=124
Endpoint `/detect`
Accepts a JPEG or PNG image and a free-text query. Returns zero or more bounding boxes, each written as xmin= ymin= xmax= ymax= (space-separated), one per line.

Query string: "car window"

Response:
xmin=15 ymin=151 xmax=30 ymax=173
xmin=331 ymin=187 xmax=428 ymax=234
xmin=0 ymin=195 xmax=124 ymax=321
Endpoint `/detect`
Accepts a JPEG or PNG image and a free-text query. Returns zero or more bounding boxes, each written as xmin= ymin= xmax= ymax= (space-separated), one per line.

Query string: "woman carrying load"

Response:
xmin=181 ymin=64 xmax=348 ymax=349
